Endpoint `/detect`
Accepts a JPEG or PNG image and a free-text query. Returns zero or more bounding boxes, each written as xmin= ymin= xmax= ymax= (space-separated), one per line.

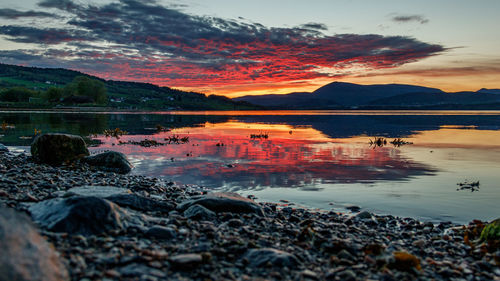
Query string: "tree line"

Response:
xmin=0 ymin=76 xmax=107 ymax=105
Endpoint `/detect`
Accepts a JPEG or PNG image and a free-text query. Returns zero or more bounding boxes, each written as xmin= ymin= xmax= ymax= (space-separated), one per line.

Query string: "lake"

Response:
xmin=1 ymin=110 xmax=500 ymax=224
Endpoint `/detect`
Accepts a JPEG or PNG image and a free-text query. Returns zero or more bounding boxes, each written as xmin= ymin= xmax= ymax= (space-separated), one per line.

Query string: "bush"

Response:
xmin=0 ymin=87 xmax=37 ymax=102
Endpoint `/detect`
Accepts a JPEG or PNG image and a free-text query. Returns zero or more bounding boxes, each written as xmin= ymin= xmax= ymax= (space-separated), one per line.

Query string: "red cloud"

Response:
xmin=0 ymin=0 xmax=446 ymax=94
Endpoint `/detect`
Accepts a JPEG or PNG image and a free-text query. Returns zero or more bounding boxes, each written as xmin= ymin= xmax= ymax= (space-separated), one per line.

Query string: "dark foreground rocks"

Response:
xmin=29 ymin=196 xmax=126 ymax=236
xmin=31 ymin=133 xmax=89 ymax=165
xmin=177 ymin=192 xmax=265 ymax=216
xmin=0 ymin=206 xmax=69 ymax=281
xmin=0 ymin=150 xmax=499 ymax=281
xmin=83 ymin=151 xmax=133 ymax=174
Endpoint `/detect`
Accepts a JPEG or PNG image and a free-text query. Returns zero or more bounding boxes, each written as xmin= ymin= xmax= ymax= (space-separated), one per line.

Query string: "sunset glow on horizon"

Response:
xmin=1 ymin=0 xmax=499 ymax=97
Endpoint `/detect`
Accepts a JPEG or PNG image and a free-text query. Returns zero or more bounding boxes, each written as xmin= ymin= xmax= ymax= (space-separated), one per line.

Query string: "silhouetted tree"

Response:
xmin=0 ymin=87 xmax=36 ymax=102
xmin=43 ymin=87 xmax=64 ymax=102
xmin=64 ymin=76 xmax=107 ymax=104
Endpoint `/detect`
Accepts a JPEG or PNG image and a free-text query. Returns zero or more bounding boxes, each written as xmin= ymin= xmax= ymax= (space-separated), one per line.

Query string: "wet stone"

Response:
xmin=29 ymin=196 xmax=124 ymax=236
xmin=177 ymin=192 xmax=264 ymax=216
xmin=183 ymin=204 xmax=216 ymax=220
xmin=118 ymin=263 xmax=166 ymax=278
xmin=243 ymin=248 xmax=301 ymax=268
xmin=169 ymin=254 xmax=203 ymax=269
xmin=145 ymin=226 xmax=177 ymax=240
xmin=83 ymin=151 xmax=133 ymax=174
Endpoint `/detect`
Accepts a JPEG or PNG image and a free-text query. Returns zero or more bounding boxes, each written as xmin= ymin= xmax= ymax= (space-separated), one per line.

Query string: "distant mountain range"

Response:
xmin=235 ymin=82 xmax=500 ymax=109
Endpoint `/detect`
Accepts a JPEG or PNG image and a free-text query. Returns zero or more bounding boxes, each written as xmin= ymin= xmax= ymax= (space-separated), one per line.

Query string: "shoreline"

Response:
xmin=0 ymin=147 xmax=499 ymax=280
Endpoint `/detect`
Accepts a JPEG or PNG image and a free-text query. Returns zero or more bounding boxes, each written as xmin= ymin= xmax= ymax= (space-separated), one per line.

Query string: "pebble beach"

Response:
xmin=0 ymin=144 xmax=499 ymax=281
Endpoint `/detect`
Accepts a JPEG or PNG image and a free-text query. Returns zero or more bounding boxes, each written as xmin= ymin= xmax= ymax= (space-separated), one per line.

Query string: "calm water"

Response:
xmin=1 ymin=110 xmax=500 ymax=223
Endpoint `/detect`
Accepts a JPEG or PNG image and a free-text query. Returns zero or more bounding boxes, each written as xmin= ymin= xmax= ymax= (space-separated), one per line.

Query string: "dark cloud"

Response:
xmin=38 ymin=0 xmax=79 ymax=11
xmin=300 ymin=23 xmax=328 ymax=31
xmin=0 ymin=0 xmax=444 ymax=88
xmin=392 ymin=15 xmax=429 ymax=24
xmin=0 ymin=26 xmax=90 ymax=44
xmin=0 ymin=8 xmax=55 ymax=19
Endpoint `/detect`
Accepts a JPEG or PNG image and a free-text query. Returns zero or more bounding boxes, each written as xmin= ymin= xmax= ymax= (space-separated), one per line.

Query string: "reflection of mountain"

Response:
xmin=233 ymin=114 xmax=500 ymax=138
xmin=100 ymin=134 xmax=436 ymax=190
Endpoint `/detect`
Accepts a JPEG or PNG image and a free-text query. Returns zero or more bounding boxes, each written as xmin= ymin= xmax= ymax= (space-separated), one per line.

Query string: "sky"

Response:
xmin=0 ymin=0 xmax=499 ymax=97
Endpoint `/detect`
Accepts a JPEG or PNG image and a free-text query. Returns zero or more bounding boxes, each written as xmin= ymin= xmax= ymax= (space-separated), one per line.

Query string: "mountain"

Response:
xmin=477 ymin=88 xmax=500 ymax=94
xmin=0 ymin=63 xmax=258 ymax=110
xmin=235 ymin=82 xmax=500 ymax=109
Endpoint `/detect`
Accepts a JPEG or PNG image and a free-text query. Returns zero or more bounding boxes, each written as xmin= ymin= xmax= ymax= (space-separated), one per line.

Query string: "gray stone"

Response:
xmin=356 ymin=211 xmax=373 ymax=220
xmin=31 ymin=133 xmax=89 ymax=165
xmin=145 ymin=226 xmax=177 ymax=240
xmin=66 ymin=186 xmax=174 ymax=212
xmin=0 ymin=206 xmax=69 ymax=281
xmin=177 ymin=192 xmax=264 ymax=216
xmin=83 ymin=151 xmax=132 ymax=174
xmin=243 ymin=248 xmax=301 ymax=268
xmin=183 ymin=204 xmax=216 ymax=220
xmin=169 ymin=254 xmax=203 ymax=269
xmin=29 ymin=196 xmax=125 ymax=236
xmin=118 ymin=263 xmax=166 ymax=278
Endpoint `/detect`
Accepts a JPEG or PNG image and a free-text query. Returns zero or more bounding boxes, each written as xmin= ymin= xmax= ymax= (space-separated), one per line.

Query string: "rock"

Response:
xmin=169 ymin=254 xmax=203 ymax=269
xmin=177 ymin=192 xmax=264 ymax=216
xmin=243 ymin=248 xmax=301 ymax=268
xmin=356 ymin=211 xmax=373 ymax=220
xmin=145 ymin=226 xmax=177 ymax=240
xmin=29 ymin=196 xmax=124 ymax=236
xmin=83 ymin=151 xmax=132 ymax=174
xmin=118 ymin=263 xmax=166 ymax=278
xmin=66 ymin=186 xmax=174 ymax=212
xmin=183 ymin=204 xmax=216 ymax=220
xmin=0 ymin=143 xmax=8 ymax=153
xmin=480 ymin=218 xmax=500 ymax=241
xmin=0 ymin=206 xmax=69 ymax=281
xmin=337 ymin=269 xmax=356 ymax=281
xmin=31 ymin=133 xmax=89 ymax=165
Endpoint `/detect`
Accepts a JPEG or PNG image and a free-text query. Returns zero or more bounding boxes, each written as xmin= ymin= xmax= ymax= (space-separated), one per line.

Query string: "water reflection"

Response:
xmin=94 ymin=122 xmax=437 ymax=190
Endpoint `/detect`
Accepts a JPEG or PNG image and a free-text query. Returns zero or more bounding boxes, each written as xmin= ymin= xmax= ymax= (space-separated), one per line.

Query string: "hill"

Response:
xmin=235 ymin=82 xmax=500 ymax=109
xmin=0 ymin=63 xmax=258 ymax=110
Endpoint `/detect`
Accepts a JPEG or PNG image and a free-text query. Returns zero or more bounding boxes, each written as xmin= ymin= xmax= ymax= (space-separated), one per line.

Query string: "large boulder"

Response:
xmin=177 ymin=192 xmax=264 ymax=216
xmin=31 ymin=133 xmax=89 ymax=165
xmin=29 ymin=196 xmax=125 ymax=236
xmin=242 ymin=248 xmax=301 ymax=268
xmin=0 ymin=206 xmax=69 ymax=281
xmin=83 ymin=151 xmax=132 ymax=174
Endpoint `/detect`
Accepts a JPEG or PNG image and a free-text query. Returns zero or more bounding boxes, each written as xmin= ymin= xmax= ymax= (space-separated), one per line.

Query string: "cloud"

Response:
xmin=0 ymin=0 xmax=445 ymax=91
xmin=0 ymin=8 xmax=55 ymax=19
xmin=38 ymin=0 xmax=79 ymax=11
xmin=392 ymin=15 xmax=429 ymax=24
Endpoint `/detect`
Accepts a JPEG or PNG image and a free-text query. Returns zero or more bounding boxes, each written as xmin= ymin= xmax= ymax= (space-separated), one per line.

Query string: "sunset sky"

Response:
xmin=0 ymin=0 xmax=499 ymax=97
